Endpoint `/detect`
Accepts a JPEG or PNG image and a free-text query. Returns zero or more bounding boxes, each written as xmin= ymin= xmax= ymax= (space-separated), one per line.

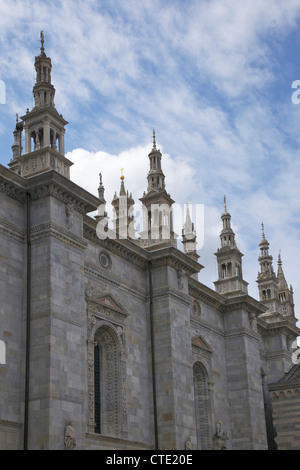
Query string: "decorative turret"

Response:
xmin=182 ymin=203 xmax=198 ymax=254
xmin=8 ymin=31 xmax=73 ymax=179
xmin=277 ymin=252 xmax=295 ymax=316
xmin=32 ymin=30 xmax=56 ymax=109
xmin=111 ymin=168 xmax=135 ymax=239
xmin=10 ymin=114 xmax=23 ymax=173
xmin=256 ymin=224 xmax=280 ymax=314
xmin=182 ymin=203 xmax=199 ymax=279
xmin=214 ymin=197 xmax=248 ymax=297
xmin=95 ymin=173 xmax=108 ymax=225
xmin=146 ymin=130 xmax=166 ymax=193
xmin=256 ymin=229 xmax=298 ymax=383
xmin=139 ymin=131 xmax=177 ymax=249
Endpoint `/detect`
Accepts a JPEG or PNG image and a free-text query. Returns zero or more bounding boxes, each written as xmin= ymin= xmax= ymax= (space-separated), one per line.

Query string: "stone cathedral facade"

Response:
xmin=0 ymin=35 xmax=299 ymax=451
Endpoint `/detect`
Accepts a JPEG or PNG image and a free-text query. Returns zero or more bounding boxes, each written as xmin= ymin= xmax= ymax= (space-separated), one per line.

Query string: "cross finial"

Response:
xmin=120 ymin=167 xmax=125 ymax=180
xmin=40 ymin=30 xmax=45 ymax=52
xmin=153 ymin=129 xmax=156 ymax=150
xmin=224 ymin=195 xmax=227 ymax=212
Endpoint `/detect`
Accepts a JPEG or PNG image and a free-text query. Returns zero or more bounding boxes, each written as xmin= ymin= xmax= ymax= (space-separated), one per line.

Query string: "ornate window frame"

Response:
xmin=86 ymin=285 xmax=128 ymax=438
xmin=191 ymin=335 xmax=214 ymax=450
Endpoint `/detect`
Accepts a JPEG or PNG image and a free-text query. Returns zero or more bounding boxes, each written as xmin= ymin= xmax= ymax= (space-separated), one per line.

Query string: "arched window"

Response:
xmin=0 ymin=340 xmax=5 ymax=365
xmin=193 ymin=362 xmax=211 ymax=449
xmin=94 ymin=326 xmax=120 ymax=437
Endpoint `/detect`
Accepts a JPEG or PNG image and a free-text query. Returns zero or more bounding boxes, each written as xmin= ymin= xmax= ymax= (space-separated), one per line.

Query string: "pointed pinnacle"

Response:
xmin=153 ymin=129 xmax=156 ymax=150
xmin=40 ymin=30 xmax=45 ymax=52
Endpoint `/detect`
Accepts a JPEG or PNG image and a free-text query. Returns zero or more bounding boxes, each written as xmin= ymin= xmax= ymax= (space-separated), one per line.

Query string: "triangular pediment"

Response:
xmin=85 ymin=286 xmax=128 ymax=317
xmin=192 ymin=335 xmax=213 ymax=353
xmin=91 ymin=294 xmax=127 ymax=315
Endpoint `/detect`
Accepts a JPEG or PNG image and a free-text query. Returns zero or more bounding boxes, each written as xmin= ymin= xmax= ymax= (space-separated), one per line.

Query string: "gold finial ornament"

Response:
xmin=120 ymin=167 xmax=125 ymax=180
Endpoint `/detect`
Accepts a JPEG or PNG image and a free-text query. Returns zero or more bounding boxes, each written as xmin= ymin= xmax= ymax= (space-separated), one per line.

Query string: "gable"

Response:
xmin=192 ymin=335 xmax=213 ymax=353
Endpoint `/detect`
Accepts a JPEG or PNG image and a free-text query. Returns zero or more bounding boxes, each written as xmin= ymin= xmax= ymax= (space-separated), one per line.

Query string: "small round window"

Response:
xmin=99 ymin=251 xmax=112 ymax=269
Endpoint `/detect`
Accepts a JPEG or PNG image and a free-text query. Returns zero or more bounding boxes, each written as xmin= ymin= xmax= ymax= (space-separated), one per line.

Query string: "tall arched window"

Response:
xmin=193 ymin=362 xmax=211 ymax=449
xmin=94 ymin=326 xmax=120 ymax=437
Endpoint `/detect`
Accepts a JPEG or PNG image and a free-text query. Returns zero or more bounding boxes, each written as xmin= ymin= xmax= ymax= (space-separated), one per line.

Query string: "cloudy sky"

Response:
xmin=0 ymin=0 xmax=300 ymax=318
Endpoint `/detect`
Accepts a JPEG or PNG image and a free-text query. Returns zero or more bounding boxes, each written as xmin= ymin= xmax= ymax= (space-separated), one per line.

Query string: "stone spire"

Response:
xmin=277 ymin=252 xmax=288 ymax=291
xmin=182 ymin=203 xmax=199 ymax=279
xmin=256 ymin=223 xmax=278 ymax=311
xmin=33 ymin=30 xmax=56 ymax=109
xmin=139 ymin=131 xmax=176 ymax=249
xmin=276 ymin=252 xmax=295 ymax=316
xmin=95 ymin=173 xmax=108 ymax=224
xmin=257 ymin=223 xmax=275 ymax=278
xmin=97 ymin=173 xmax=105 ymax=201
xmin=8 ymin=32 xmax=72 ymax=178
xmin=214 ymin=197 xmax=248 ymax=297
xmin=219 ymin=195 xmax=237 ymax=249
xmin=182 ymin=203 xmax=197 ymax=254
xmin=111 ymin=169 xmax=135 ymax=239
xmin=146 ymin=130 xmax=166 ymax=193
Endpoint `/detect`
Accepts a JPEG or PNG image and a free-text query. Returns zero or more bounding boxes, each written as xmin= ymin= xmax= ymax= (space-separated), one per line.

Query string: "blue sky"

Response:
xmin=0 ymin=0 xmax=300 ymax=318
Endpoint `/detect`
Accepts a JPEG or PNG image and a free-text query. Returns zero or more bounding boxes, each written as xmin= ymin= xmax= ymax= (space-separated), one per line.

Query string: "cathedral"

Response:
xmin=0 ymin=33 xmax=299 ymax=451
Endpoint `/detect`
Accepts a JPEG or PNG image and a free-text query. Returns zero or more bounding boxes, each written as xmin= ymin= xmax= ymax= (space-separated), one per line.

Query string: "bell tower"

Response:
xmin=9 ymin=31 xmax=73 ymax=178
xmin=214 ymin=197 xmax=248 ymax=297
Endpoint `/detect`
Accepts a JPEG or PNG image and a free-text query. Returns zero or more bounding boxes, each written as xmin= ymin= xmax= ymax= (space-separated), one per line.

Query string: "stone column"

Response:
xmin=24 ymin=124 xmax=30 ymax=154
xmin=43 ymin=120 xmax=50 ymax=147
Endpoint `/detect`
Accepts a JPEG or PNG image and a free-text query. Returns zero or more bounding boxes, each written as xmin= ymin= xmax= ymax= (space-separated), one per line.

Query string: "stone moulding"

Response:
xmin=30 ymin=222 xmax=87 ymax=251
xmin=192 ymin=335 xmax=214 ymax=354
xmin=83 ymin=224 xmax=148 ymax=270
xmin=0 ymin=179 xmax=26 ymax=203
xmin=30 ymin=183 xmax=93 ymax=214
xmin=84 ymin=264 xmax=147 ymax=302
xmin=270 ymin=387 xmax=300 ymax=398
xmin=0 ymin=218 xmax=26 ymax=243
xmin=188 ymin=283 xmax=225 ymax=311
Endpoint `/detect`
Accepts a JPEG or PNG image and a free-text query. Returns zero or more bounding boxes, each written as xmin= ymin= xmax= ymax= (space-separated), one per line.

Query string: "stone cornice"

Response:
xmin=0 ymin=165 xmax=27 ymax=203
xmin=21 ymin=105 xmax=68 ymax=126
xmin=85 ymin=432 xmax=153 ymax=450
xmin=222 ymin=294 xmax=267 ymax=316
xmin=0 ymin=218 xmax=25 ymax=243
xmin=84 ymin=263 xmax=147 ymax=302
xmin=149 ymin=246 xmax=203 ymax=276
xmin=224 ymin=326 xmax=260 ymax=342
xmin=269 ymin=381 xmax=300 ymax=392
xmin=0 ymin=165 xmax=99 ymax=214
xmin=188 ymin=278 xmax=226 ymax=311
xmin=257 ymin=316 xmax=300 ymax=337
xmin=152 ymin=286 xmax=191 ymax=306
xmin=84 ymin=215 xmax=148 ymax=270
xmin=84 ymin=215 xmax=204 ymax=276
xmin=15 ymin=146 xmax=73 ymax=168
xmin=30 ymin=222 xmax=87 ymax=251
xmin=27 ymin=171 xmax=99 ymax=214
